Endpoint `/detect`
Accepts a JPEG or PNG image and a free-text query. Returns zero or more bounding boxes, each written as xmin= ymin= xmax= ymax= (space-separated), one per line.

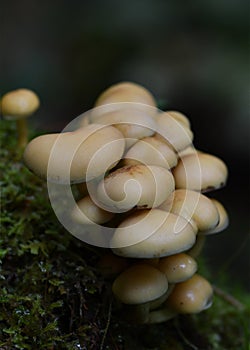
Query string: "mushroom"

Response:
xmin=96 ymin=165 xmax=175 ymax=212
xmin=123 ymin=135 xmax=178 ymax=169
xmin=172 ymin=152 xmax=228 ymax=192
xmin=86 ymin=103 xmax=157 ymax=148
xmin=156 ymin=112 xmax=193 ymax=152
xmin=165 ymin=110 xmax=191 ymax=129
xmin=1 ymin=88 xmax=40 ymax=147
xmin=97 ymin=251 xmax=129 ymax=279
xmin=71 ymin=195 xmax=114 ymax=225
xmin=158 ymin=253 xmax=197 ymax=283
xmin=110 ymin=209 xmax=197 ymax=258
xmin=94 ymin=81 xmax=157 ymax=108
xmin=112 ymin=264 xmax=168 ymax=323
xmin=158 ymin=189 xmax=220 ymax=232
xmin=166 ymin=274 xmax=213 ymax=314
xmin=186 ymin=234 xmax=206 ymax=258
xmin=23 ymin=124 xmax=125 ymax=183
xmin=202 ymin=199 xmax=229 ymax=234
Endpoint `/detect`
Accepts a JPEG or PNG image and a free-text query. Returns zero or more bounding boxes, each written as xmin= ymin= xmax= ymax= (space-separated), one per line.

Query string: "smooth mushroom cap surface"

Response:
xmin=1 ymin=89 xmax=40 ymax=119
xmin=202 ymin=199 xmax=229 ymax=234
xmin=111 ymin=209 xmax=197 ymax=258
xmin=165 ymin=110 xmax=191 ymax=128
xmin=156 ymin=112 xmax=193 ymax=152
xmin=23 ymin=124 xmax=125 ymax=183
xmin=172 ymin=153 xmax=228 ymax=192
xmin=123 ymin=135 xmax=178 ymax=169
xmin=112 ymin=264 xmax=168 ymax=304
xmin=71 ymin=195 xmax=114 ymax=225
xmin=158 ymin=253 xmax=197 ymax=283
xmin=96 ymin=165 xmax=175 ymax=211
xmin=94 ymin=81 xmax=157 ymax=107
xmin=158 ymin=189 xmax=220 ymax=232
xmin=166 ymin=274 xmax=213 ymax=314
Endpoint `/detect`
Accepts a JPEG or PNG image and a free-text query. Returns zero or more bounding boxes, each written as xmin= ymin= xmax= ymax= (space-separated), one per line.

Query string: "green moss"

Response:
xmin=0 ymin=120 xmax=249 ymax=349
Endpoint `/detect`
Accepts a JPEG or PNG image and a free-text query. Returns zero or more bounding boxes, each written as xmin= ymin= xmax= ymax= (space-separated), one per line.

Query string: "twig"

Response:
xmin=100 ymin=299 xmax=112 ymax=350
xmin=212 ymin=285 xmax=245 ymax=311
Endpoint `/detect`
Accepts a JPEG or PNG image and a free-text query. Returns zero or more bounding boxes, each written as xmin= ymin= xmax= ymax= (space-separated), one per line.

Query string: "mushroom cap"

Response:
xmin=202 ymin=199 xmax=229 ymax=234
xmin=71 ymin=195 xmax=114 ymax=225
xmin=96 ymin=165 xmax=175 ymax=212
xmin=156 ymin=112 xmax=193 ymax=152
xmin=123 ymin=135 xmax=178 ymax=169
xmin=111 ymin=209 xmax=197 ymax=258
xmin=23 ymin=124 xmax=125 ymax=183
xmin=165 ymin=110 xmax=191 ymax=128
xmin=112 ymin=264 xmax=168 ymax=304
xmin=1 ymin=88 xmax=40 ymax=119
xmin=158 ymin=189 xmax=220 ymax=232
xmin=158 ymin=253 xmax=197 ymax=283
xmin=166 ymin=274 xmax=213 ymax=314
xmin=172 ymin=153 xmax=228 ymax=192
xmin=186 ymin=234 xmax=206 ymax=258
xmin=94 ymin=81 xmax=156 ymax=107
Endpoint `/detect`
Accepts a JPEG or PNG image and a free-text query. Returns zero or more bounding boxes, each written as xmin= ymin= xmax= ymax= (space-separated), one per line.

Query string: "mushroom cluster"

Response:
xmin=22 ymin=82 xmax=229 ymax=324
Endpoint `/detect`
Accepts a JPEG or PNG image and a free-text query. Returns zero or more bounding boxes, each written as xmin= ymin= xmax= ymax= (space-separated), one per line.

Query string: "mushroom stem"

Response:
xmin=16 ymin=118 xmax=28 ymax=148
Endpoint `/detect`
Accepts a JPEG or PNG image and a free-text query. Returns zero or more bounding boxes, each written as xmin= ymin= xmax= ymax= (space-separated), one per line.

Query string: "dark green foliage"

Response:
xmin=0 ymin=120 xmax=249 ymax=349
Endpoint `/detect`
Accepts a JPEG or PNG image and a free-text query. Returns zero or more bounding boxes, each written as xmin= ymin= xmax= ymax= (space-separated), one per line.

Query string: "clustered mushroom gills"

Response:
xmin=22 ymin=81 xmax=229 ymax=324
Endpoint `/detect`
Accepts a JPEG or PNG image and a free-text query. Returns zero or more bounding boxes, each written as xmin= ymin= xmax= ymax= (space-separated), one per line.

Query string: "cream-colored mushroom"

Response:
xmin=94 ymin=81 xmax=157 ymax=107
xmin=71 ymin=195 xmax=114 ymax=225
xmin=96 ymin=165 xmax=175 ymax=212
xmin=158 ymin=189 xmax=220 ymax=232
xmin=172 ymin=152 xmax=228 ymax=192
xmin=123 ymin=135 xmax=178 ymax=169
xmin=156 ymin=112 xmax=193 ymax=152
xmin=166 ymin=274 xmax=213 ymax=314
xmin=111 ymin=209 xmax=197 ymax=258
xmin=202 ymin=199 xmax=229 ymax=234
xmin=187 ymin=234 xmax=206 ymax=258
xmin=165 ymin=110 xmax=191 ymax=129
xmin=112 ymin=264 xmax=168 ymax=323
xmin=1 ymin=88 xmax=40 ymax=147
xmin=158 ymin=253 xmax=197 ymax=283
xmin=23 ymin=124 xmax=125 ymax=183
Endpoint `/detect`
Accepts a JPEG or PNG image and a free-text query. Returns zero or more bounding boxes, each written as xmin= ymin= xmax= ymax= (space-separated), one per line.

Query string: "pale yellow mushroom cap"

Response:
xmin=166 ymin=274 xmax=213 ymax=314
xmin=94 ymin=81 xmax=156 ymax=107
xmin=111 ymin=209 xmax=197 ymax=258
xmin=123 ymin=135 xmax=178 ymax=169
xmin=173 ymin=153 xmax=228 ymax=192
xmin=158 ymin=189 xmax=220 ymax=232
xmin=1 ymin=89 xmax=40 ymax=119
xmin=156 ymin=112 xmax=193 ymax=152
xmin=23 ymin=124 xmax=125 ymax=183
xmin=96 ymin=165 xmax=175 ymax=212
xmin=112 ymin=264 xmax=168 ymax=304
xmin=71 ymin=195 xmax=114 ymax=225
xmin=165 ymin=110 xmax=191 ymax=128
xmin=202 ymin=199 xmax=229 ymax=234
xmin=158 ymin=253 xmax=197 ymax=283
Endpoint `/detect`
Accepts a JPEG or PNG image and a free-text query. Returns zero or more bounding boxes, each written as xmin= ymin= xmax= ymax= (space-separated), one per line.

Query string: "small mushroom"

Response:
xmin=166 ymin=274 xmax=213 ymax=314
xmin=111 ymin=209 xmax=197 ymax=258
xmin=1 ymin=88 xmax=40 ymax=147
xmin=23 ymin=124 xmax=125 ymax=183
xmin=158 ymin=189 xmax=220 ymax=232
xmin=94 ymin=81 xmax=157 ymax=107
xmin=172 ymin=152 xmax=228 ymax=192
xmin=156 ymin=112 xmax=193 ymax=152
xmin=158 ymin=253 xmax=197 ymax=283
xmin=71 ymin=195 xmax=114 ymax=225
xmin=123 ymin=135 xmax=178 ymax=169
xmin=112 ymin=263 xmax=168 ymax=323
xmin=96 ymin=165 xmax=175 ymax=212
xmin=186 ymin=234 xmax=206 ymax=258
xmin=202 ymin=199 xmax=229 ymax=234
xmin=165 ymin=110 xmax=191 ymax=129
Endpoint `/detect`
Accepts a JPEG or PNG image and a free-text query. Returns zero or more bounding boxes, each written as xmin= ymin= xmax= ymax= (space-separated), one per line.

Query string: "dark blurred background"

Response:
xmin=1 ymin=0 xmax=249 ymax=289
